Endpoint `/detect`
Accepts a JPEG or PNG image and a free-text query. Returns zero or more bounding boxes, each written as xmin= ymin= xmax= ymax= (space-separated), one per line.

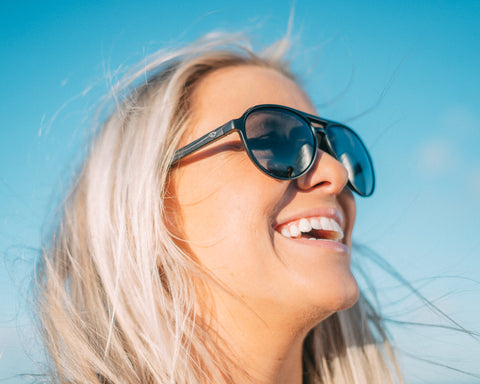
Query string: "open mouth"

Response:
xmin=276 ymin=217 xmax=344 ymax=242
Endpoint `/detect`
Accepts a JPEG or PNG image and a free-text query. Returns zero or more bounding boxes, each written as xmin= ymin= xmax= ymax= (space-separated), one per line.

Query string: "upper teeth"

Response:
xmin=279 ymin=217 xmax=343 ymax=240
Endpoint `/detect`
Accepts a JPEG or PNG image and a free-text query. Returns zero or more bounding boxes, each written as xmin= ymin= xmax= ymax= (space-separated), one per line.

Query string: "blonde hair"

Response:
xmin=35 ymin=33 xmax=404 ymax=383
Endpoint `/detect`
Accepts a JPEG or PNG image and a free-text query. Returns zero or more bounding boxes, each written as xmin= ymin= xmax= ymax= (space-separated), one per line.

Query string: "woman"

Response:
xmin=35 ymin=33 xmax=403 ymax=383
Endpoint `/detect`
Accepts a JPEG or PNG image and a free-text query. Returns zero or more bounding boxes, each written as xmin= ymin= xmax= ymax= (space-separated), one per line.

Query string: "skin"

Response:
xmin=169 ymin=65 xmax=359 ymax=384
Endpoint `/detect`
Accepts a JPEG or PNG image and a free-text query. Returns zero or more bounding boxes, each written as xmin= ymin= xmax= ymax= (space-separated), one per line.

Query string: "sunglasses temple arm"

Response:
xmin=172 ymin=121 xmax=235 ymax=164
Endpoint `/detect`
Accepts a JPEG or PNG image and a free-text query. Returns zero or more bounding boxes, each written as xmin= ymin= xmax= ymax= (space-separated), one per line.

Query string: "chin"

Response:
xmin=307 ymin=272 xmax=360 ymax=325
xmin=331 ymin=275 xmax=360 ymax=312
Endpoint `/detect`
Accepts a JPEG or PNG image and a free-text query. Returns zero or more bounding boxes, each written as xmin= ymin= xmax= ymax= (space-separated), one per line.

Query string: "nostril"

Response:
xmin=311 ymin=180 xmax=329 ymax=189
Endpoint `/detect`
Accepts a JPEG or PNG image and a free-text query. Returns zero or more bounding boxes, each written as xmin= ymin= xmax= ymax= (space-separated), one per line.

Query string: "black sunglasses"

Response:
xmin=172 ymin=104 xmax=375 ymax=197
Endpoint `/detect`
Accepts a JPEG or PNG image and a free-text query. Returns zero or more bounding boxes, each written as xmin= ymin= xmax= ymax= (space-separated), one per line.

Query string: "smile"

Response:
xmin=276 ymin=217 xmax=344 ymax=242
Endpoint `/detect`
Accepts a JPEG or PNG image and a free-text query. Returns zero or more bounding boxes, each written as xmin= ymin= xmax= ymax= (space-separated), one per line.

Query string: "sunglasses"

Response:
xmin=172 ymin=104 xmax=375 ymax=197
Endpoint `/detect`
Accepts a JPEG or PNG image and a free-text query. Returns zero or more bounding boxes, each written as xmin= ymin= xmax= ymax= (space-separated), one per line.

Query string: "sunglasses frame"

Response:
xmin=172 ymin=104 xmax=375 ymax=197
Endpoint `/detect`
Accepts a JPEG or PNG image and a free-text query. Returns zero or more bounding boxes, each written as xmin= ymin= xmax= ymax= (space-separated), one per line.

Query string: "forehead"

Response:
xmin=189 ymin=65 xmax=316 ymax=137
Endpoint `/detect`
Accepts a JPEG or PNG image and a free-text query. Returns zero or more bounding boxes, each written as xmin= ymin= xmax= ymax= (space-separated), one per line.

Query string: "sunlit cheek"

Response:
xmin=172 ymin=178 xmax=253 ymax=247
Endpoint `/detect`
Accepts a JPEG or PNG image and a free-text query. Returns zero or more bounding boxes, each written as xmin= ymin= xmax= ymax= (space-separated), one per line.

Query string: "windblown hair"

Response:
xmin=35 ymin=33 xmax=405 ymax=383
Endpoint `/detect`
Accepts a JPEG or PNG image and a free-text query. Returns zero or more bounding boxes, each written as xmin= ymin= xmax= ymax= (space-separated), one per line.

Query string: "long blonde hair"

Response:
xmin=35 ymin=33 xmax=404 ymax=383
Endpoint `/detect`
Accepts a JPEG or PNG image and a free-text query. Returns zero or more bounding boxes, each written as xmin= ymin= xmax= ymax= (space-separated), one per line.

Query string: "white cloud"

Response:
xmin=416 ymin=104 xmax=480 ymax=178
xmin=416 ymin=139 xmax=457 ymax=176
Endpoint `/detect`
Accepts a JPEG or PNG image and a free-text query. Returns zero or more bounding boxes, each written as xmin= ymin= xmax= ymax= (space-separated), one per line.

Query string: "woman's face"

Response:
xmin=169 ymin=65 xmax=359 ymax=332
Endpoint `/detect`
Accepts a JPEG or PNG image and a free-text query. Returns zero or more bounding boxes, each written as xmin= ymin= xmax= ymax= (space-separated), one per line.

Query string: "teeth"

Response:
xmin=331 ymin=220 xmax=342 ymax=233
xmin=289 ymin=223 xmax=301 ymax=237
xmin=320 ymin=217 xmax=333 ymax=231
xmin=298 ymin=218 xmax=312 ymax=232
xmin=279 ymin=216 xmax=344 ymax=240
xmin=311 ymin=218 xmax=321 ymax=230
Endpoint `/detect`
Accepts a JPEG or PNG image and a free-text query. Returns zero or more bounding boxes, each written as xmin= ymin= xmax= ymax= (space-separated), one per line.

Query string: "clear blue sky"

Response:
xmin=1 ymin=1 xmax=479 ymax=383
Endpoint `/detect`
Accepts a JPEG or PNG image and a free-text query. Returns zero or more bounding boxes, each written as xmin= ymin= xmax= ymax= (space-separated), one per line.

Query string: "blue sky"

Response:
xmin=1 ymin=1 xmax=479 ymax=382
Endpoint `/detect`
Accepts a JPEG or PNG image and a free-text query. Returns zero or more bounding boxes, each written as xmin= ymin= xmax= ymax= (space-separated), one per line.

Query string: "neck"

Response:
xmin=234 ymin=326 xmax=305 ymax=384
xmin=208 ymin=290 xmax=325 ymax=384
xmin=222 ymin=319 xmax=306 ymax=384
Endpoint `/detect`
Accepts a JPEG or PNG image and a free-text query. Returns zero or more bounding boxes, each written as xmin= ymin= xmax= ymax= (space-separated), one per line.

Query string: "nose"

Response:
xmin=296 ymin=149 xmax=349 ymax=194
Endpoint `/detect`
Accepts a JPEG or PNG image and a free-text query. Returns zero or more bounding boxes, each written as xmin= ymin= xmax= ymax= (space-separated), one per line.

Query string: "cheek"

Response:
xmin=171 ymin=155 xmax=272 ymax=254
xmin=339 ymin=189 xmax=356 ymax=244
xmin=170 ymin=156 xmax=287 ymax=294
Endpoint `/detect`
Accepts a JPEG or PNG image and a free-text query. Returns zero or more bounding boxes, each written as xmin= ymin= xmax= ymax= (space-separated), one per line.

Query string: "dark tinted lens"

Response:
xmin=326 ymin=125 xmax=374 ymax=196
xmin=244 ymin=108 xmax=315 ymax=179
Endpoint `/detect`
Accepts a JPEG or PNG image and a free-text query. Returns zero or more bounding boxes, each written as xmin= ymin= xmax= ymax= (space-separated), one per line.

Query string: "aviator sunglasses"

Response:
xmin=172 ymin=104 xmax=375 ymax=197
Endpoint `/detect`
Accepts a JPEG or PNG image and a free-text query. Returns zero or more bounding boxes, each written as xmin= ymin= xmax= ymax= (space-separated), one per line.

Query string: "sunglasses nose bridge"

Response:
xmin=314 ymin=129 xmax=331 ymax=154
